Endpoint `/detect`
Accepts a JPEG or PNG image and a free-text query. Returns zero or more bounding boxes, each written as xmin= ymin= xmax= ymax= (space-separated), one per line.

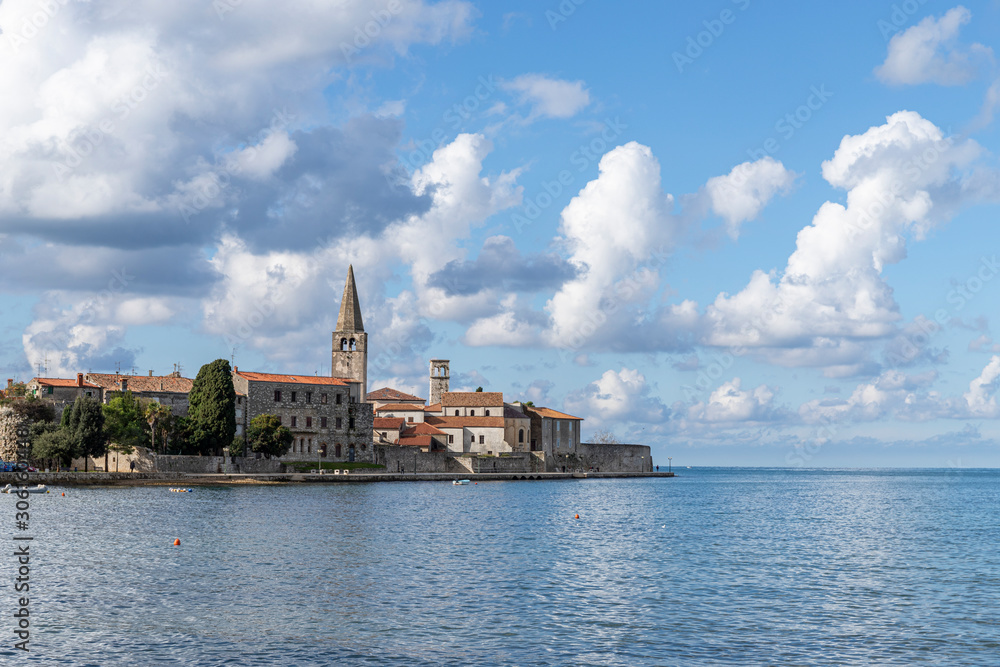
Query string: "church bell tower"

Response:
xmin=331 ymin=265 xmax=368 ymax=400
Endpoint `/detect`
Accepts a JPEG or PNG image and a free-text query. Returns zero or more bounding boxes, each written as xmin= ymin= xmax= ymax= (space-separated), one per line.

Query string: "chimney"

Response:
xmin=120 ymin=378 xmax=128 ymax=392
xmin=77 ymin=373 xmax=84 ymax=387
xmin=149 ymin=370 xmax=154 ymax=377
xmin=6 ymin=379 xmax=12 ymax=389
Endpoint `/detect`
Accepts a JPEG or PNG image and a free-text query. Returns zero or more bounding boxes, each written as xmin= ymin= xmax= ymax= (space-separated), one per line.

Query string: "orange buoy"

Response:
xmin=173 ymin=538 xmax=181 ymax=546
xmin=61 ymin=492 xmax=65 ymax=497
xmin=575 ymin=514 xmax=580 ymax=519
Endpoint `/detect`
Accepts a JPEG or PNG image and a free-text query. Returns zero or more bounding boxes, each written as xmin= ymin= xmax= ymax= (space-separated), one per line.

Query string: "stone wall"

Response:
xmin=577 ymin=443 xmax=653 ymax=472
xmin=375 ymin=445 xmax=448 ymax=473
xmin=154 ymin=455 xmax=224 ymax=474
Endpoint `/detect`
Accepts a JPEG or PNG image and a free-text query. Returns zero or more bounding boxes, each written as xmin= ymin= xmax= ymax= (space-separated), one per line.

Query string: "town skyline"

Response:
xmin=2 ymin=2 xmax=1000 ymax=466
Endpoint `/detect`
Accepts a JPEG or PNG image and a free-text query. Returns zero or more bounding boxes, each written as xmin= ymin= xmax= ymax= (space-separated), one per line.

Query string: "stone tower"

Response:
xmin=429 ymin=359 xmax=449 ymax=405
xmin=331 ymin=265 xmax=368 ymax=400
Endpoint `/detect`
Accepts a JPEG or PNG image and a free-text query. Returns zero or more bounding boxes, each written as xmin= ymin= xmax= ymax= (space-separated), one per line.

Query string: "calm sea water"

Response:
xmin=2 ymin=468 xmax=999 ymax=665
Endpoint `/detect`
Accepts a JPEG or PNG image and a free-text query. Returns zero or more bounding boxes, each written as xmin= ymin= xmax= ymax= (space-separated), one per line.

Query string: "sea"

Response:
xmin=2 ymin=468 xmax=998 ymax=666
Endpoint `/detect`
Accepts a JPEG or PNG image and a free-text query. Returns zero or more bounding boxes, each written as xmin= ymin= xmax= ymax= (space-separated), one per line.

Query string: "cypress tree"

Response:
xmin=188 ymin=359 xmax=237 ymax=456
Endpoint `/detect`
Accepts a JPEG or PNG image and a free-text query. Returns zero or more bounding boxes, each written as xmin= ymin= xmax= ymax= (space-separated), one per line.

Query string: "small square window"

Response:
xmin=336 ymin=417 xmax=342 ymax=429
xmin=408 ymin=417 xmax=414 ymax=423
xmin=479 ymin=435 xmax=484 ymax=444
xmin=274 ymin=390 xmax=281 ymax=402
xmin=448 ymin=435 xmax=454 ymax=443
xmin=349 ymin=417 xmax=355 ymax=429
xmin=336 ymin=393 xmax=342 ymax=405
xmin=321 ymin=393 xmax=328 ymax=404
xmin=306 ymin=417 xmax=312 ymax=428
xmin=290 ymin=391 xmax=297 ymax=403
xmin=321 ymin=417 xmax=328 ymax=428
xmin=291 ymin=416 xmax=297 ymax=428
xmin=306 ymin=392 xmax=312 ymax=404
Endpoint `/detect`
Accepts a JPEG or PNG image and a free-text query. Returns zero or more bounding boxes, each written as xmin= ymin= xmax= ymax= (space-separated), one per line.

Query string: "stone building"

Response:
xmin=366 ymin=387 xmax=425 ymax=409
xmin=428 ymin=359 xmax=450 ymax=405
xmin=523 ymin=405 xmax=582 ymax=456
xmin=232 ymin=369 xmax=374 ymax=463
xmin=85 ymin=371 xmax=194 ymax=416
xmin=26 ymin=374 xmax=101 ymax=414
xmin=331 ymin=265 xmax=368 ymax=401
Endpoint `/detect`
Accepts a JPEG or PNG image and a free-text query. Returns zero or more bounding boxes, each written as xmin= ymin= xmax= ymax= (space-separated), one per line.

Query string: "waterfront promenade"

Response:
xmin=0 ymin=470 xmax=675 ymax=486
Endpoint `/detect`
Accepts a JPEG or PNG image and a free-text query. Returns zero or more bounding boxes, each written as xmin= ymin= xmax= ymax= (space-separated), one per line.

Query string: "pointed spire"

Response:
xmin=336 ymin=264 xmax=364 ymax=332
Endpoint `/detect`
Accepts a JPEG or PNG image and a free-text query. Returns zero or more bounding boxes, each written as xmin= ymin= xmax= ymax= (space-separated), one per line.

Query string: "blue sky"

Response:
xmin=2 ymin=0 xmax=1000 ymax=466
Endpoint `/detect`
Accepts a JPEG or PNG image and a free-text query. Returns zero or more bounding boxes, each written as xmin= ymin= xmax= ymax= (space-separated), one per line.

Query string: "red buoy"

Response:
xmin=173 ymin=538 xmax=181 ymax=546
xmin=575 ymin=514 xmax=580 ymax=519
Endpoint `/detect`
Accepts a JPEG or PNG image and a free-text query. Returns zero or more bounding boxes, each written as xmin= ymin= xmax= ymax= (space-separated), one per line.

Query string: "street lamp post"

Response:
xmin=668 ymin=457 xmax=672 ymax=473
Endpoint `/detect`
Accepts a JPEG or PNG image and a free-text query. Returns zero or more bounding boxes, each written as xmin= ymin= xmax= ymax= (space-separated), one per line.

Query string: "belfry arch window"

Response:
xmin=341 ymin=338 xmax=348 ymax=351
xmin=349 ymin=338 xmax=357 ymax=351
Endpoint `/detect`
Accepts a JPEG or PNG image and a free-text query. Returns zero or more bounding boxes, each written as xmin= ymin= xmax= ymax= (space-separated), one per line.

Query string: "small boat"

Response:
xmin=170 ymin=488 xmax=194 ymax=493
xmin=2 ymin=484 xmax=48 ymax=494
xmin=452 ymin=479 xmax=470 ymax=485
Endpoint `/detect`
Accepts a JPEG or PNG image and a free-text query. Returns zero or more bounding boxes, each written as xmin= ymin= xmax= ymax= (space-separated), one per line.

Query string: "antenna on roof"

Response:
xmin=115 ymin=361 xmax=121 ymax=375
xmin=231 ymin=346 xmax=237 ymax=367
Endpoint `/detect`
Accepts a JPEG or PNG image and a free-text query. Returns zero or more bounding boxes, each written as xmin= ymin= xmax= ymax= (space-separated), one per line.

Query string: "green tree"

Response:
xmin=188 ymin=359 xmax=237 ymax=456
xmin=229 ymin=435 xmax=247 ymax=459
xmin=247 ymin=414 xmax=292 ymax=459
xmin=475 ymin=386 xmax=483 ymax=392
xmin=32 ymin=427 xmax=76 ymax=468
xmin=144 ymin=401 xmax=173 ymax=454
xmin=10 ymin=397 xmax=56 ymax=424
xmin=103 ymin=391 xmax=147 ymax=471
xmin=67 ymin=395 xmax=106 ymax=472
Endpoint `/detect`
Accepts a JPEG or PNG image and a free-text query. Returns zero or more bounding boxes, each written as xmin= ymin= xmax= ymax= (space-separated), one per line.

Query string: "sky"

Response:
xmin=2 ymin=0 xmax=1000 ymax=467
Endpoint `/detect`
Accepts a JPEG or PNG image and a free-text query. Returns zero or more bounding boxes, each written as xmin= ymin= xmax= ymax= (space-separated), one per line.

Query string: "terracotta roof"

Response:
xmin=401 ymin=422 xmax=446 ymax=436
xmin=234 ymin=371 xmax=352 ymax=386
xmin=32 ymin=377 xmax=100 ymax=389
xmin=374 ymin=417 xmax=405 ymax=430
xmin=424 ymin=403 xmax=441 ymax=413
xmin=396 ymin=434 xmax=434 ymax=448
xmin=440 ymin=391 xmax=503 ymax=407
xmin=425 ymin=415 xmax=505 ymax=429
xmin=367 ymin=387 xmax=425 ymax=403
xmin=374 ymin=403 xmax=427 ymax=412
xmin=530 ymin=407 xmax=584 ymax=421
xmin=86 ymin=374 xmax=193 ymax=393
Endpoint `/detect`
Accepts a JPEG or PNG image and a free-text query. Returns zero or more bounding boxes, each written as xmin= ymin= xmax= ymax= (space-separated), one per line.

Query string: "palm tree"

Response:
xmin=145 ymin=402 xmax=172 ymax=454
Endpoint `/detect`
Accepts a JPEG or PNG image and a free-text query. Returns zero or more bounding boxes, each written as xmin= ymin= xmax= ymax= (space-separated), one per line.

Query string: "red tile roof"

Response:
xmin=396 ymin=434 xmax=434 ymax=448
xmin=33 ymin=377 xmax=100 ymax=389
xmin=440 ymin=391 xmax=504 ymax=407
xmin=425 ymin=415 xmax=505 ymax=429
xmin=375 ymin=403 xmax=427 ymax=412
xmin=85 ymin=374 xmax=192 ymax=393
xmin=424 ymin=403 xmax=441 ymax=413
xmin=367 ymin=387 xmax=426 ymax=403
xmin=401 ymin=422 xmax=446 ymax=436
xmin=374 ymin=417 xmax=405 ymax=430
xmin=234 ymin=371 xmax=353 ymax=386
xmin=530 ymin=407 xmax=584 ymax=421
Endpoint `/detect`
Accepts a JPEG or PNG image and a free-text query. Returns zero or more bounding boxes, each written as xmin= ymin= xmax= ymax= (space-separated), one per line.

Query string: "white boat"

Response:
xmin=2 ymin=484 xmax=48 ymax=494
xmin=452 ymin=479 xmax=470 ymax=485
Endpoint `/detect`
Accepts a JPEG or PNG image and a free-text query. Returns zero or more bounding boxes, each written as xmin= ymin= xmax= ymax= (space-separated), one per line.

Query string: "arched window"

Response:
xmin=349 ymin=338 xmax=356 ymax=351
xmin=341 ymin=338 xmax=348 ymax=351
xmin=470 ymin=410 xmax=475 ymax=416
xmin=518 ymin=429 xmax=524 ymax=443
xmin=485 ymin=410 xmax=490 ymax=416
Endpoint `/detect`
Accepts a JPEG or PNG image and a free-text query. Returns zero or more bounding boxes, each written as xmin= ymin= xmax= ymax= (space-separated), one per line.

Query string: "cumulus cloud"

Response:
xmin=564 ymin=368 xmax=669 ymax=426
xmin=685 ymin=378 xmax=781 ymax=423
xmin=704 ymin=111 xmax=994 ymax=372
xmin=427 ymin=235 xmax=578 ymax=295
xmin=875 ymin=6 xmax=993 ymax=86
xmin=501 ymin=74 xmax=590 ymax=120
xmin=705 ymin=157 xmax=798 ymax=239
xmin=964 ymin=355 xmax=1000 ymax=417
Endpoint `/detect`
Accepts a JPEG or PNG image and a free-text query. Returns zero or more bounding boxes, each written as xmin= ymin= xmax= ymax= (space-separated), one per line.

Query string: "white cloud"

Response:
xmin=564 ymin=368 xmax=669 ymax=426
xmin=875 ymin=6 xmax=993 ymax=86
xmin=964 ymin=355 xmax=1000 ymax=417
xmin=704 ymin=111 xmax=992 ymax=371
xmin=501 ymin=74 xmax=590 ymax=120
xmin=686 ymin=377 xmax=780 ymax=423
xmin=705 ymin=157 xmax=798 ymax=239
